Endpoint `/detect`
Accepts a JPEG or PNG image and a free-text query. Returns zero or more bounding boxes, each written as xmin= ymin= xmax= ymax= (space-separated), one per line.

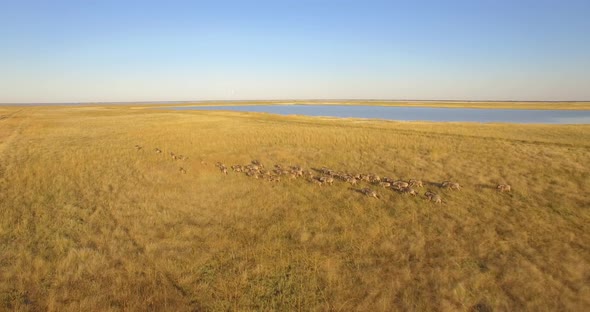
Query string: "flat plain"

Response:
xmin=0 ymin=104 xmax=589 ymax=311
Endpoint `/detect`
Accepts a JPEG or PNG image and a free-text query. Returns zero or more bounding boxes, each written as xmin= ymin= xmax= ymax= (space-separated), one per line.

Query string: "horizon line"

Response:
xmin=2 ymin=98 xmax=590 ymax=105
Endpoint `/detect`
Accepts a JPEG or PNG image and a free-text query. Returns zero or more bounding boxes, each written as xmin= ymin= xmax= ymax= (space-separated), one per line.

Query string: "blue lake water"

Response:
xmin=170 ymin=105 xmax=590 ymax=124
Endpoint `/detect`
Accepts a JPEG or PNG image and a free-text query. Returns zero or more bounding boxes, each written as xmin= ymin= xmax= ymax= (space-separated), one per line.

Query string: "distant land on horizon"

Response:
xmin=1 ymin=99 xmax=589 ymax=106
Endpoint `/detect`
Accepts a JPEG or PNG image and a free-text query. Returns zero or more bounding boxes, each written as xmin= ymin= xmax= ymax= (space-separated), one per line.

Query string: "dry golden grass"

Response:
xmin=0 ymin=105 xmax=589 ymax=311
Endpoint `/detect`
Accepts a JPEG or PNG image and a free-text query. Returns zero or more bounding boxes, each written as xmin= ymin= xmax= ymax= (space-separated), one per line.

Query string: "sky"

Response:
xmin=1 ymin=0 xmax=589 ymax=103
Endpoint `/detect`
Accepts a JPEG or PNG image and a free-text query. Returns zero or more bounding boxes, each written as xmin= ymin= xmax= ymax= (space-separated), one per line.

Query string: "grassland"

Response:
xmin=0 ymin=105 xmax=589 ymax=311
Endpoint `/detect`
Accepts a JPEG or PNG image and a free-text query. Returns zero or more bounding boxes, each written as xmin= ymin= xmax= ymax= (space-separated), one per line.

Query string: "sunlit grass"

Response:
xmin=0 ymin=105 xmax=589 ymax=311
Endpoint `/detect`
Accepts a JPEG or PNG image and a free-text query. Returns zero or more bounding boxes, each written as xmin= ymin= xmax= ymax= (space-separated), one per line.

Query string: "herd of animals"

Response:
xmin=134 ymin=145 xmax=512 ymax=203
xmin=136 ymin=144 xmax=189 ymax=174
xmin=214 ymin=159 xmax=512 ymax=204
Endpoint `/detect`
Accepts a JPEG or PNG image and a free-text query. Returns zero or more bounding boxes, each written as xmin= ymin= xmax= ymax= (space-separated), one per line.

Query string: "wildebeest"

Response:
xmin=369 ymin=175 xmax=381 ymax=183
xmin=251 ymin=160 xmax=263 ymax=168
xmin=361 ymin=188 xmax=379 ymax=199
xmin=392 ymin=180 xmax=409 ymax=190
xmin=401 ymin=187 xmax=418 ymax=196
xmin=378 ymin=182 xmax=391 ymax=188
xmin=442 ymin=181 xmax=461 ymax=190
xmin=319 ymin=176 xmax=334 ymax=185
xmin=216 ymin=163 xmax=228 ymax=175
xmin=408 ymin=179 xmax=423 ymax=188
xmin=247 ymin=164 xmax=260 ymax=171
xmin=310 ymin=178 xmax=324 ymax=187
xmin=346 ymin=177 xmax=358 ymax=185
xmin=424 ymin=191 xmax=442 ymax=204
xmin=246 ymin=171 xmax=256 ymax=177
xmin=430 ymin=194 xmax=442 ymax=204
xmin=497 ymin=184 xmax=511 ymax=192
xmin=179 ymin=167 xmax=186 ymax=174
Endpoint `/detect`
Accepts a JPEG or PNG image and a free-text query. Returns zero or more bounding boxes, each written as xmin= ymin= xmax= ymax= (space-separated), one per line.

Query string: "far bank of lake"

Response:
xmin=169 ymin=105 xmax=590 ymax=124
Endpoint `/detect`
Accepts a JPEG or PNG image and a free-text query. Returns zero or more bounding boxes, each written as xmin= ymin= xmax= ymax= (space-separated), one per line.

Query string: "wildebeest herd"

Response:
xmin=214 ymin=159 xmax=512 ymax=203
xmin=135 ymin=145 xmax=512 ymax=202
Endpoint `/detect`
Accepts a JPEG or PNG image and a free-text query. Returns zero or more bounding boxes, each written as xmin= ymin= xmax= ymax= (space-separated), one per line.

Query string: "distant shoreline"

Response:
xmin=2 ymin=99 xmax=590 ymax=110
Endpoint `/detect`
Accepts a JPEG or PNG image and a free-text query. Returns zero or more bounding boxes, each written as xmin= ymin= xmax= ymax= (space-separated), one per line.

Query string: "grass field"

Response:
xmin=0 ymin=105 xmax=589 ymax=311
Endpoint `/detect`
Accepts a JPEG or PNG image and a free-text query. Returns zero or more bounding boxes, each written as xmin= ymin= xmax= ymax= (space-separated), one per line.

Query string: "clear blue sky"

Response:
xmin=1 ymin=0 xmax=589 ymax=103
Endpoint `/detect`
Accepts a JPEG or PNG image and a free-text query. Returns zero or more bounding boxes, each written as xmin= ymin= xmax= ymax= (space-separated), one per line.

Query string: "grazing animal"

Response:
xmin=294 ymin=168 xmax=304 ymax=177
xmin=424 ymin=190 xmax=436 ymax=198
xmin=370 ymin=175 xmax=381 ymax=183
xmin=431 ymin=194 xmax=442 ymax=204
xmin=402 ymin=187 xmax=417 ymax=196
xmin=424 ymin=191 xmax=442 ymax=204
xmin=179 ymin=167 xmax=186 ymax=174
xmin=497 ymin=184 xmax=511 ymax=192
xmin=217 ymin=163 xmax=228 ymax=174
xmin=347 ymin=177 xmax=358 ymax=185
xmin=311 ymin=179 xmax=324 ymax=187
xmin=392 ymin=181 xmax=409 ymax=190
xmin=319 ymin=176 xmax=334 ymax=185
xmin=135 ymin=145 xmax=143 ymax=151
xmin=449 ymin=182 xmax=461 ymax=190
xmin=154 ymin=148 xmax=162 ymax=154
xmin=170 ymin=152 xmax=178 ymax=160
xmin=382 ymin=177 xmax=395 ymax=183
xmin=442 ymin=181 xmax=461 ymax=190
xmin=378 ymin=182 xmax=391 ymax=188
xmin=408 ymin=179 xmax=423 ymax=188
xmin=361 ymin=188 xmax=379 ymax=199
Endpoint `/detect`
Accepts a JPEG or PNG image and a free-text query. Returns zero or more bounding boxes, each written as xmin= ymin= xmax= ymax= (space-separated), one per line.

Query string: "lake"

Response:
xmin=170 ymin=105 xmax=590 ymax=124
